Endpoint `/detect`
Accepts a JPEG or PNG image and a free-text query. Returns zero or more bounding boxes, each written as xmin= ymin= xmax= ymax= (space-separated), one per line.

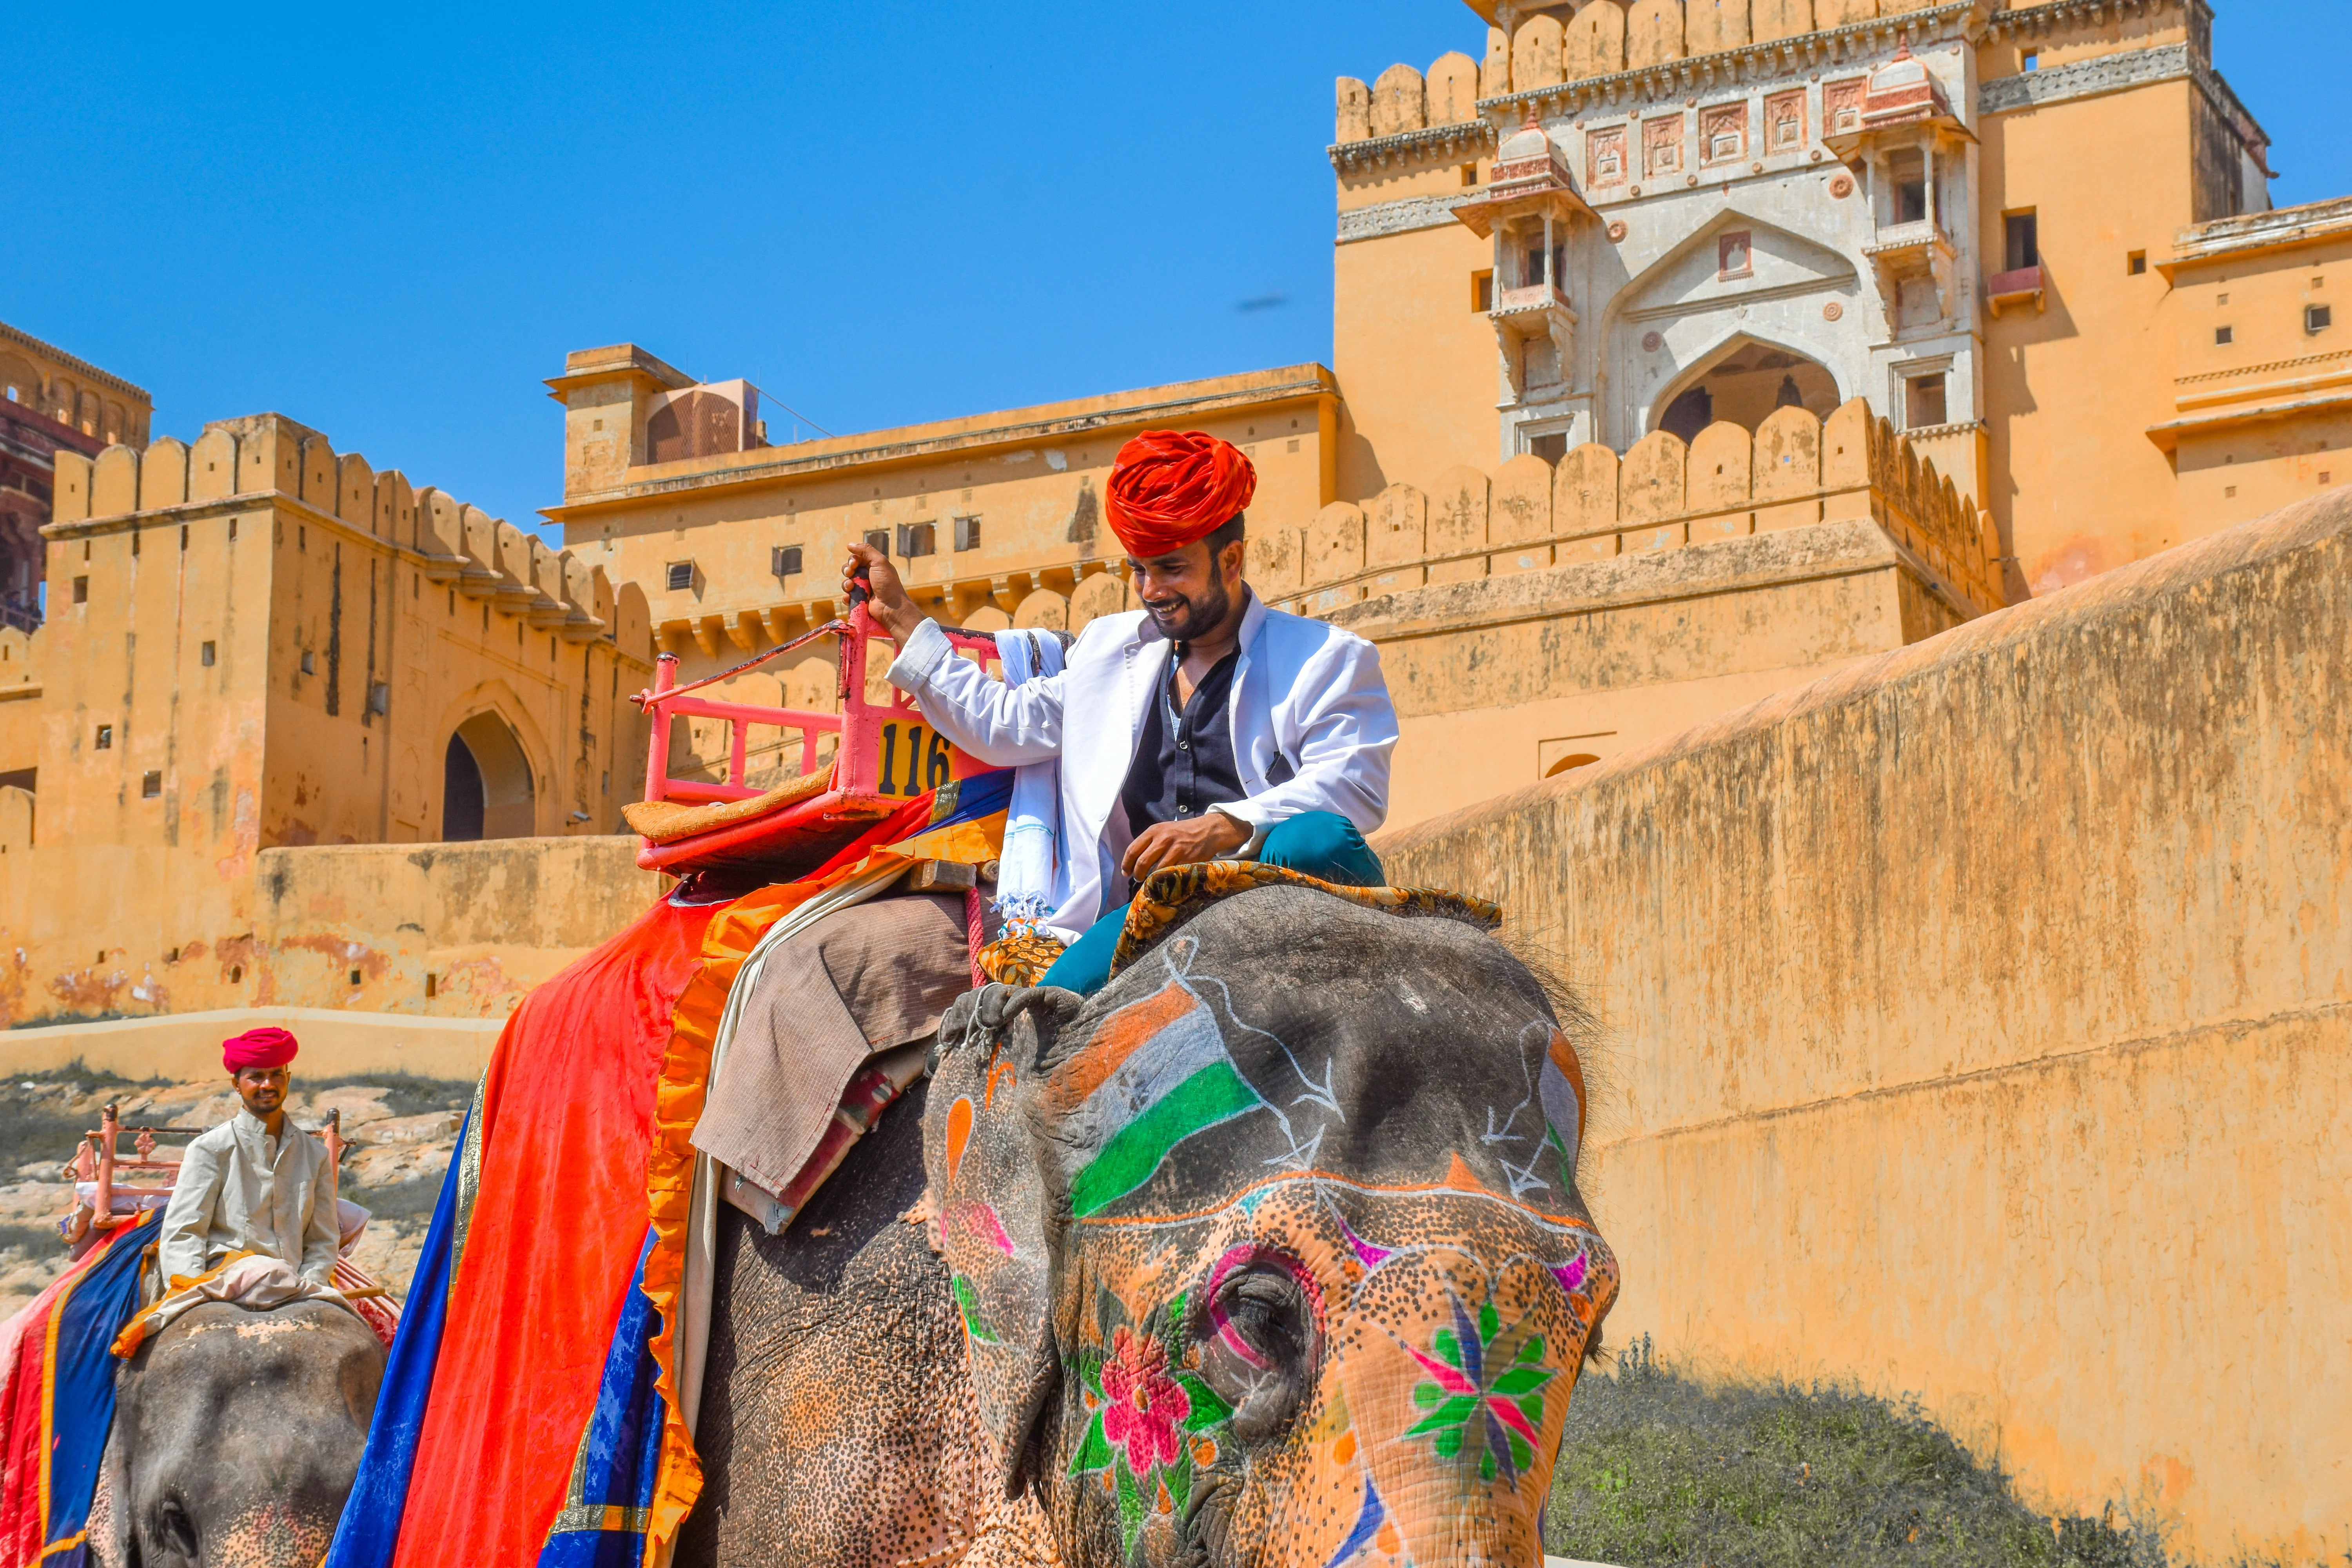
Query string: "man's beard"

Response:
xmin=1144 ymin=573 xmax=1232 ymax=643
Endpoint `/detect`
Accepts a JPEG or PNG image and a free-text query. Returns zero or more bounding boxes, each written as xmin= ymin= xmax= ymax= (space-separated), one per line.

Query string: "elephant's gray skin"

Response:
xmin=681 ymin=882 xmax=1617 ymax=1568
xmin=89 ymin=1298 xmax=384 ymax=1567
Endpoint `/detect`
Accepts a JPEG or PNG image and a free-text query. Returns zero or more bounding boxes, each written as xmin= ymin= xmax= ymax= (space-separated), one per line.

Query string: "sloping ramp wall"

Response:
xmin=1377 ymin=491 xmax=2352 ymax=1557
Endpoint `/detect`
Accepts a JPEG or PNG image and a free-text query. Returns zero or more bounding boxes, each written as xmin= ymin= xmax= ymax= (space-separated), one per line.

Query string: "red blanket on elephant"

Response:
xmin=383 ymin=895 xmax=717 ymax=1566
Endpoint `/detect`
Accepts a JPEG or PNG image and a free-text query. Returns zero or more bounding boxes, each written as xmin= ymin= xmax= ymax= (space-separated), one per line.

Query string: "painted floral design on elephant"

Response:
xmin=1067 ymin=1288 xmax=1234 ymax=1556
xmin=1401 ymin=1292 xmax=1556 ymax=1484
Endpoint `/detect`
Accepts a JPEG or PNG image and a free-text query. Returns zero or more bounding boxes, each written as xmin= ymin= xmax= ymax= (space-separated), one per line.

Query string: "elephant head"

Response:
xmin=95 ymin=1298 xmax=383 ymax=1567
xmin=927 ymin=882 xmax=1616 ymax=1568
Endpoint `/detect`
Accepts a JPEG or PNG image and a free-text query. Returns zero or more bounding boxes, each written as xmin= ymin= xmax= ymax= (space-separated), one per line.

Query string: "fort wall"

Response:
xmin=1258 ymin=398 xmax=2000 ymax=825
xmin=1254 ymin=397 xmax=2002 ymax=614
xmin=5 ymin=414 xmax=660 ymax=1027
xmin=1376 ymin=489 xmax=2352 ymax=1557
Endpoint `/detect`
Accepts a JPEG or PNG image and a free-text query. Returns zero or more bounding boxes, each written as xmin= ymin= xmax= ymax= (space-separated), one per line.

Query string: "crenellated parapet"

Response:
xmin=1249 ymin=397 xmax=2003 ymax=620
xmin=48 ymin=415 xmax=636 ymax=650
xmin=1333 ymin=0 xmax=2174 ymax=156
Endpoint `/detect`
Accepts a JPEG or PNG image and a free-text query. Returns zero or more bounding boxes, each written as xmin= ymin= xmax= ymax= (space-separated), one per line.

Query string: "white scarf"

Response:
xmin=991 ymin=628 xmax=1069 ymax=924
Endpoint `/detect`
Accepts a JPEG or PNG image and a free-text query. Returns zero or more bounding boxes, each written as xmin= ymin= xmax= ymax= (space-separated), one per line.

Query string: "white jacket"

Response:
xmin=887 ymin=592 xmax=1398 ymax=942
xmin=159 ymin=1109 xmax=341 ymax=1287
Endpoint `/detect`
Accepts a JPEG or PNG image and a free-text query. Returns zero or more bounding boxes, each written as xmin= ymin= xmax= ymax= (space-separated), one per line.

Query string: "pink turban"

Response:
xmin=223 ymin=1027 xmax=299 ymax=1073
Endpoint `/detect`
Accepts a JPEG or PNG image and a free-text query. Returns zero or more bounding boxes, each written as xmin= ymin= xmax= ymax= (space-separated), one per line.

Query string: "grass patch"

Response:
xmin=342 ymin=1175 xmax=445 ymax=1225
xmin=1545 ymin=1337 xmax=2167 ymax=1568
xmin=0 ymin=1221 xmax=60 ymax=1258
xmin=0 ymin=1065 xmax=167 ymax=1181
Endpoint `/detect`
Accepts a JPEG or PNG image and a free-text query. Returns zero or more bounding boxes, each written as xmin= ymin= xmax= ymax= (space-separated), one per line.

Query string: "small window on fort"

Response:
xmin=1522 ymin=243 xmax=1547 ymax=289
xmin=1889 ymin=150 xmax=1929 ymax=225
xmin=664 ymin=561 xmax=694 ymax=592
xmin=2307 ymin=305 xmax=2332 ymax=334
xmin=1473 ymin=270 xmax=1495 ymax=312
xmin=773 ymin=544 xmax=803 ymax=577
xmin=94 ymin=724 xmax=111 ymax=750
xmin=1904 ymin=372 xmax=1947 ymax=430
xmin=200 ymin=641 xmax=216 ymax=667
xmin=1459 ymin=162 xmax=1479 ymax=187
xmin=2004 ymin=211 xmax=2039 ymax=272
xmin=897 ymin=523 xmax=936 ymax=559
xmin=72 ymin=577 xmax=88 ymax=604
xmin=953 ymin=517 xmax=981 ymax=552
xmin=1718 ymin=231 xmax=1753 ymax=280
xmin=300 ymin=650 xmax=316 ymax=675
xmin=141 ymin=771 xmax=161 ymax=799
xmin=864 ymin=529 xmax=889 ymax=555
xmin=1528 ymin=432 xmax=1568 ymax=464
xmin=2021 ymin=51 xmax=2039 ymax=71
xmin=2216 ymin=326 xmax=2234 ymax=345
xmin=2128 ymin=251 xmax=2147 ymax=275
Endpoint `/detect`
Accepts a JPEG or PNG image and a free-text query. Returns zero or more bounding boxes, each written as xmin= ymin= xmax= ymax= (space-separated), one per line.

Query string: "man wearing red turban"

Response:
xmin=158 ymin=1027 xmax=340 ymax=1288
xmin=845 ymin=429 xmax=1399 ymax=992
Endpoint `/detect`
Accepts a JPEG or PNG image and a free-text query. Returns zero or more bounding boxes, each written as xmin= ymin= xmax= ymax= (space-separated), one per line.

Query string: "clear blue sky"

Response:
xmin=6 ymin=1 xmax=2342 ymax=537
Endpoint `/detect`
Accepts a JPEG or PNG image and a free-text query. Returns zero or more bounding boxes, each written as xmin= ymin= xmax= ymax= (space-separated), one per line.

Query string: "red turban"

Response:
xmin=1105 ymin=431 xmax=1257 ymax=558
xmin=223 ymin=1026 xmax=299 ymax=1073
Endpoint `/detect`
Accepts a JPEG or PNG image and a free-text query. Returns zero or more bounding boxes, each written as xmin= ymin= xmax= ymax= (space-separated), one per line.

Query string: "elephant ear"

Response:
xmin=924 ymin=983 xmax=1085 ymax=1496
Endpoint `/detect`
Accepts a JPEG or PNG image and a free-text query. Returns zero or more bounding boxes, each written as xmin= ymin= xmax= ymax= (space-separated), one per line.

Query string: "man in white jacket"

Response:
xmin=844 ymin=429 xmax=1399 ymax=994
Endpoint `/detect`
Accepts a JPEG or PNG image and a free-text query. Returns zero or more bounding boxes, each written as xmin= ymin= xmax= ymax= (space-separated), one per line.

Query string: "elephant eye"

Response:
xmin=1197 ymin=1257 xmax=1321 ymax=1443
xmin=1218 ymin=1272 xmax=1308 ymax=1367
xmin=158 ymin=1494 xmax=200 ymax=1558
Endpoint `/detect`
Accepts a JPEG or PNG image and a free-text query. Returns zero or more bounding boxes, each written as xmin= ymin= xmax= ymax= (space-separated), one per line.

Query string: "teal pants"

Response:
xmin=1038 ymin=811 xmax=1383 ymax=996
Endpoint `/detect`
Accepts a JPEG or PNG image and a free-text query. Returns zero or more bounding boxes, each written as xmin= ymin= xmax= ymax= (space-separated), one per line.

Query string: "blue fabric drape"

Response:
xmin=320 ymin=1099 xmax=473 ymax=1568
xmin=40 ymin=1207 xmax=160 ymax=1565
xmin=537 ymin=1229 xmax=666 ymax=1567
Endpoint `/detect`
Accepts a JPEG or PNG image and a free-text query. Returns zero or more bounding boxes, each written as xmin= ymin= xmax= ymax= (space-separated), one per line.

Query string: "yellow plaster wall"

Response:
xmin=10 ymin=413 xmax=658 ymax=1025
xmin=2157 ymin=230 xmax=2352 ymax=535
xmin=1278 ymin=401 xmax=1997 ymax=827
xmin=1332 ymin=221 xmax=1506 ymax=501
xmin=36 ymin=501 xmax=275 ymax=864
xmin=1977 ymin=79 xmax=2197 ymax=598
xmin=0 ymin=1006 xmax=505 ymax=1084
xmin=1376 ymin=489 xmax=2352 ymax=1559
xmin=0 ymin=834 xmax=659 ymax=1028
xmin=45 ymin=415 xmax=655 ymax=853
xmin=249 ymin=837 xmax=661 ymax=1017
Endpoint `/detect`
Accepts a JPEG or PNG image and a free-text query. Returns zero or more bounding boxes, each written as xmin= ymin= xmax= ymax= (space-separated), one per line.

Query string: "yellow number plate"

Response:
xmin=871 ymin=720 xmax=956 ymax=799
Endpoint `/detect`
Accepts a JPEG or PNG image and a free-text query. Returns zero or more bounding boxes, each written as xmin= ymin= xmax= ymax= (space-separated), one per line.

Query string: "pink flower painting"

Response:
xmin=1099 ymin=1325 xmax=1191 ymax=1473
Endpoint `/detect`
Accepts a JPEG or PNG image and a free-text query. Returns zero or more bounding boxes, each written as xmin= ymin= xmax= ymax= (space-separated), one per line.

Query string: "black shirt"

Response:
xmin=1119 ymin=647 xmax=1245 ymax=839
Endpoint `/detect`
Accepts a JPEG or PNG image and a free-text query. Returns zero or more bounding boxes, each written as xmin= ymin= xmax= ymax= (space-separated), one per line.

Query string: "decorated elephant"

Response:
xmin=89 ymin=1298 xmax=383 ymax=1566
xmin=682 ymin=875 xmax=1616 ymax=1567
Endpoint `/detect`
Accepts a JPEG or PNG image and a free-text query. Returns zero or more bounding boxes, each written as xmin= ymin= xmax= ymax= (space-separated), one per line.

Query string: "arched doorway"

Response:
xmin=442 ymin=712 xmax=535 ymax=841
xmin=1655 ymin=338 xmax=1841 ymax=441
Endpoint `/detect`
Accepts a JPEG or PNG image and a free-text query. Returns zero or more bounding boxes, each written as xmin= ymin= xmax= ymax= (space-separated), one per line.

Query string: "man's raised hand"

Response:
xmin=842 ymin=543 xmax=928 ymax=642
